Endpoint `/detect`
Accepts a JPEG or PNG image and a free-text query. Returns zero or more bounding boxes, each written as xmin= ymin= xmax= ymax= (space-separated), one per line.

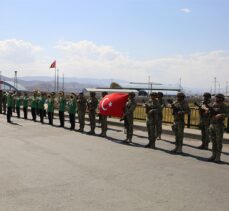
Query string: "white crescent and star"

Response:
xmin=101 ymin=98 xmax=113 ymax=111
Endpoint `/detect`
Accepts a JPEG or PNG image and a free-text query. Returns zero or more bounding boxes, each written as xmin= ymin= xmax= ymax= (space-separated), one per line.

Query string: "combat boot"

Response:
xmin=176 ymin=146 xmax=182 ymax=154
xmin=144 ymin=143 xmax=151 ymax=148
xmin=150 ymin=142 xmax=156 ymax=149
xmin=214 ymin=152 xmax=221 ymax=163
xmin=171 ymin=146 xmax=178 ymax=153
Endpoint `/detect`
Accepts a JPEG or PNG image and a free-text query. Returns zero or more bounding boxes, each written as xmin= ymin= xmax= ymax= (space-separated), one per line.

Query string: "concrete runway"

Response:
xmin=0 ymin=114 xmax=229 ymax=211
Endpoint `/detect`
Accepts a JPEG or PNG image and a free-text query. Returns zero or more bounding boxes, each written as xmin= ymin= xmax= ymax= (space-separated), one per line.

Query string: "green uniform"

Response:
xmin=2 ymin=92 xmax=7 ymax=114
xmin=31 ymin=95 xmax=37 ymax=121
xmin=6 ymin=94 xmax=13 ymax=122
xmin=38 ymin=96 xmax=45 ymax=110
xmin=47 ymin=97 xmax=55 ymax=125
xmin=23 ymin=96 xmax=28 ymax=108
xmin=171 ymin=100 xmax=190 ymax=153
xmin=58 ymin=96 xmax=66 ymax=127
xmin=124 ymin=98 xmax=137 ymax=141
xmin=87 ymin=97 xmax=98 ymax=134
xmin=0 ymin=91 xmax=3 ymax=114
xmin=77 ymin=96 xmax=87 ymax=131
xmin=145 ymin=99 xmax=160 ymax=148
xmin=209 ymin=102 xmax=228 ymax=162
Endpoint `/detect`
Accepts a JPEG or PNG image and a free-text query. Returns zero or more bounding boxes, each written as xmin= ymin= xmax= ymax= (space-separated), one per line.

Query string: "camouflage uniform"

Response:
xmin=2 ymin=91 xmax=7 ymax=114
xmin=87 ymin=93 xmax=98 ymax=135
xmin=208 ymin=94 xmax=228 ymax=162
xmin=171 ymin=93 xmax=190 ymax=153
xmin=123 ymin=93 xmax=137 ymax=142
xmin=99 ymin=92 xmax=108 ymax=137
xmin=157 ymin=94 xmax=165 ymax=139
xmin=77 ymin=93 xmax=87 ymax=132
xmin=145 ymin=95 xmax=160 ymax=148
xmin=68 ymin=93 xmax=77 ymax=130
xmin=197 ymin=94 xmax=212 ymax=149
xmin=15 ymin=94 xmax=21 ymax=118
xmin=0 ymin=90 xmax=3 ymax=114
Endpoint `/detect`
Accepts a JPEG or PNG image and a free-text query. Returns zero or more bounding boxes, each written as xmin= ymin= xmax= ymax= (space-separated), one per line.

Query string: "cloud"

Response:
xmin=180 ymin=8 xmax=191 ymax=13
xmin=0 ymin=39 xmax=228 ymax=89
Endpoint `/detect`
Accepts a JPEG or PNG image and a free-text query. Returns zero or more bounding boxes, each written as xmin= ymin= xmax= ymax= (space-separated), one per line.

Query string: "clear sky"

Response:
xmin=0 ymin=0 xmax=229 ymax=90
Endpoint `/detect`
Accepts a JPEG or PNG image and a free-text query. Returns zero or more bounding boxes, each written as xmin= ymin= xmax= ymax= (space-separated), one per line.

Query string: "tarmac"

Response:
xmin=0 ymin=113 xmax=229 ymax=211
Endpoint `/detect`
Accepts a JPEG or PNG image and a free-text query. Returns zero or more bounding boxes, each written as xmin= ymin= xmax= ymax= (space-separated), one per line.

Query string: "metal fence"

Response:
xmin=133 ymin=105 xmax=229 ymax=132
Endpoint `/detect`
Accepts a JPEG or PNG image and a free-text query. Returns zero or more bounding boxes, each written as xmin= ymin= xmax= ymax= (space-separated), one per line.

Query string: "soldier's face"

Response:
xmin=215 ymin=97 xmax=223 ymax=103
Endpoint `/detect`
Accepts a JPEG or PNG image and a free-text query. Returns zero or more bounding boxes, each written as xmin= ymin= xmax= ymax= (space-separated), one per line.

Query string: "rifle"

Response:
xmin=167 ymin=99 xmax=181 ymax=115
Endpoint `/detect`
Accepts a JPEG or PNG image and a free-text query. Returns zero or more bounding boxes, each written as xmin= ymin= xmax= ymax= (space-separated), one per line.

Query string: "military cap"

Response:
xmin=90 ymin=92 xmax=96 ymax=97
xmin=177 ymin=92 xmax=185 ymax=98
xmin=203 ymin=92 xmax=211 ymax=98
xmin=157 ymin=92 xmax=164 ymax=97
xmin=215 ymin=93 xmax=225 ymax=100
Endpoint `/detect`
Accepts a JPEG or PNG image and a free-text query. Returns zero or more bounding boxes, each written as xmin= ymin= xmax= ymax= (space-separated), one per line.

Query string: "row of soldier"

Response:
xmin=0 ymin=90 xmax=227 ymax=163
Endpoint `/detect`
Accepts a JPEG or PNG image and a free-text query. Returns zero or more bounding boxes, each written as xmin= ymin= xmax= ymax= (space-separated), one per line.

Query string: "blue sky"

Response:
xmin=0 ymin=0 xmax=229 ymax=89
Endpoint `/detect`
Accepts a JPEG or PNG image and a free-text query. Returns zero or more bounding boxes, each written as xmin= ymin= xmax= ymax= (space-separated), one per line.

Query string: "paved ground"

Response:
xmin=0 ymin=113 xmax=229 ymax=211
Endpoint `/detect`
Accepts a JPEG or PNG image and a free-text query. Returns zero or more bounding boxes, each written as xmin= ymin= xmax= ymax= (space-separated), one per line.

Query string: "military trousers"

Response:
xmin=100 ymin=115 xmax=108 ymax=135
xmin=3 ymin=102 xmax=6 ymax=114
xmin=209 ymin=124 xmax=224 ymax=160
xmin=157 ymin=113 xmax=163 ymax=137
xmin=147 ymin=120 xmax=157 ymax=146
xmin=125 ymin=116 xmax=134 ymax=140
xmin=172 ymin=122 xmax=184 ymax=150
xmin=78 ymin=112 xmax=85 ymax=130
xmin=89 ymin=111 xmax=96 ymax=132
xmin=200 ymin=120 xmax=210 ymax=147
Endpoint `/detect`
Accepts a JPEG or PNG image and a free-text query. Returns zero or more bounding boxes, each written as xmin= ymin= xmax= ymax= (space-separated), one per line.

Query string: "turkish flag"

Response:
xmin=50 ymin=60 xmax=56 ymax=68
xmin=99 ymin=93 xmax=128 ymax=117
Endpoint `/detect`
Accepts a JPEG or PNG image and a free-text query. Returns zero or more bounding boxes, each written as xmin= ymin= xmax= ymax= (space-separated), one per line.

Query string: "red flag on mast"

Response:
xmin=50 ymin=60 xmax=56 ymax=68
xmin=99 ymin=93 xmax=128 ymax=117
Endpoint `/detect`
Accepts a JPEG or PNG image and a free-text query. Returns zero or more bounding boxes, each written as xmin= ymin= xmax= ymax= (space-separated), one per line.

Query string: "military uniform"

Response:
xmin=2 ymin=91 xmax=7 ymax=114
xmin=198 ymin=97 xmax=212 ymax=149
xmin=171 ymin=93 xmax=190 ymax=153
xmin=15 ymin=95 xmax=21 ymax=118
xmin=208 ymin=94 xmax=228 ymax=162
xmin=145 ymin=97 xmax=160 ymax=148
xmin=68 ymin=94 xmax=77 ymax=130
xmin=58 ymin=92 xmax=66 ymax=127
xmin=99 ymin=92 xmax=108 ymax=137
xmin=123 ymin=93 xmax=137 ymax=142
xmin=6 ymin=92 xmax=13 ymax=123
xmin=87 ymin=93 xmax=98 ymax=134
xmin=77 ymin=93 xmax=87 ymax=132
xmin=0 ymin=90 xmax=3 ymax=114
xmin=157 ymin=95 xmax=165 ymax=139
xmin=23 ymin=94 xmax=28 ymax=119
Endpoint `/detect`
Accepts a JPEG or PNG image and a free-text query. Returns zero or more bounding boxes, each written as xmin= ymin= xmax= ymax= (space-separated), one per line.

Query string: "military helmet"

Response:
xmin=157 ymin=92 xmax=163 ymax=97
xmin=102 ymin=91 xmax=108 ymax=97
xmin=215 ymin=93 xmax=225 ymax=100
xmin=150 ymin=92 xmax=158 ymax=97
xmin=177 ymin=92 xmax=185 ymax=98
xmin=128 ymin=92 xmax=135 ymax=98
xmin=203 ymin=92 xmax=211 ymax=98
xmin=90 ymin=92 xmax=96 ymax=97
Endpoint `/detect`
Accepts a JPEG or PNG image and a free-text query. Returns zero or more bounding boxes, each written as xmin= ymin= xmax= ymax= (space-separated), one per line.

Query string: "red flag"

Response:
xmin=99 ymin=93 xmax=128 ymax=117
xmin=50 ymin=60 xmax=56 ymax=68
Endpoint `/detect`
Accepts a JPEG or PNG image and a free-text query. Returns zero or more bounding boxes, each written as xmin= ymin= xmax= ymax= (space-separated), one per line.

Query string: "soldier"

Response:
xmin=23 ymin=92 xmax=28 ymax=119
xmin=87 ymin=92 xmax=98 ymax=135
xmin=2 ymin=91 xmax=7 ymax=115
xmin=47 ymin=92 xmax=55 ymax=125
xmin=157 ymin=92 xmax=165 ymax=140
xmin=6 ymin=91 xmax=13 ymax=123
xmin=196 ymin=92 xmax=212 ymax=149
xmin=68 ymin=93 xmax=77 ymax=130
xmin=0 ymin=90 xmax=3 ymax=114
xmin=170 ymin=92 xmax=190 ymax=154
xmin=12 ymin=91 xmax=16 ymax=113
xmin=122 ymin=92 xmax=137 ymax=143
xmin=144 ymin=92 xmax=160 ymax=149
xmin=58 ymin=91 xmax=66 ymax=127
xmin=77 ymin=92 xmax=87 ymax=132
xmin=208 ymin=94 xmax=228 ymax=163
xmin=37 ymin=92 xmax=46 ymax=124
xmin=31 ymin=91 xmax=37 ymax=121
xmin=99 ymin=91 xmax=108 ymax=137
xmin=15 ymin=92 xmax=21 ymax=118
